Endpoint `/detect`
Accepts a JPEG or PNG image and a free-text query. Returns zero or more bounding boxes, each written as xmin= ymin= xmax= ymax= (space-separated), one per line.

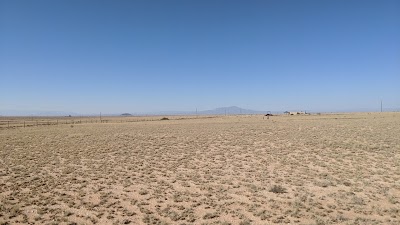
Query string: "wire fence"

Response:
xmin=0 ymin=118 xmax=109 ymax=129
xmin=0 ymin=115 xmax=220 ymax=130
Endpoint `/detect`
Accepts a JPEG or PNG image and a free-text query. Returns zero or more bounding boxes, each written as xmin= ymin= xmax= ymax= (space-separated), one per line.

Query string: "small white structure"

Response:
xmin=286 ymin=111 xmax=307 ymax=115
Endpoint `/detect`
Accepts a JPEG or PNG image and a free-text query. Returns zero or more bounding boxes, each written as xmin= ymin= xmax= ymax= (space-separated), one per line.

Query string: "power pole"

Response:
xmin=381 ymin=100 xmax=383 ymax=112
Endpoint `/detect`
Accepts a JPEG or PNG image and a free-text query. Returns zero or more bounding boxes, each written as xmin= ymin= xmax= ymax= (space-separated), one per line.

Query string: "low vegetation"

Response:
xmin=0 ymin=113 xmax=399 ymax=224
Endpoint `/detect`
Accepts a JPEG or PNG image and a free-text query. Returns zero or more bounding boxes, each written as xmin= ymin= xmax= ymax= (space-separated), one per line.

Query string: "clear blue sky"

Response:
xmin=1 ymin=0 xmax=399 ymax=114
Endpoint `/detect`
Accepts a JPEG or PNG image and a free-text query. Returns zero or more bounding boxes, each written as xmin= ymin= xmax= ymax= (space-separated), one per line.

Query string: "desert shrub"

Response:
xmin=269 ymin=185 xmax=287 ymax=194
xmin=203 ymin=212 xmax=219 ymax=219
xmin=139 ymin=189 xmax=148 ymax=195
xmin=122 ymin=219 xmax=131 ymax=224
xmin=160 ymin=117 xmax=169 ymax=120
xmin=352 ymin=196 xmax=365 ymax=205
xmin=239 ymin=219 xmax=251 ymax=225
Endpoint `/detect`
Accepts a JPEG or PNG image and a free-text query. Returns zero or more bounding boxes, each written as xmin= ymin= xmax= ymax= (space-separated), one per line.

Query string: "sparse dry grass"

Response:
xmin=0 ymin=113 xmax=399 ymax=224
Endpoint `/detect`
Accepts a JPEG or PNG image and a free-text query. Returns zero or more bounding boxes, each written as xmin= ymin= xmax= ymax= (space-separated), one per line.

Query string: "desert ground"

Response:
xmin=1 ymin=113 xmax=399 ymax=225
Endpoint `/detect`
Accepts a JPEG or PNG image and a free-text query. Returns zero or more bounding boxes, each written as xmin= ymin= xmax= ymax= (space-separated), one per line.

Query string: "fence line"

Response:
xmin=0 ymin=119 xmax=109 ymax=129
xmin=0 ymin=116 xmax=219 ymax=130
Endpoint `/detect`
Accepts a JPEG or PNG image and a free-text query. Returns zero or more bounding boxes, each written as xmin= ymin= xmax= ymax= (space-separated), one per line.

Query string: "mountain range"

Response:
xmin=1 ymin=106 xmax=398 ymax=116
xmin=0 ymin=106 xmax=268 ymax=116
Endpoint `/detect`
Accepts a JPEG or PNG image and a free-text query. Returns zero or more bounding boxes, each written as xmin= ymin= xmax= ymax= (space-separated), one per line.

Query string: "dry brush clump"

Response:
xmin=0 ymin=113 xmax=399 ymax=224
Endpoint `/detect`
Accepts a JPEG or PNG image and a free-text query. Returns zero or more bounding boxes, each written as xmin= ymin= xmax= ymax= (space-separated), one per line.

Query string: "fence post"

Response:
xmin=24 ymin=121 xmax=25 ymax=128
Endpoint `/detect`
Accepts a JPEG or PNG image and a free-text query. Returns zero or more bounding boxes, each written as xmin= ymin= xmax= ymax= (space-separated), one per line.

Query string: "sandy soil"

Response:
xmin=1 ymin=113 xmax=399 ymax=225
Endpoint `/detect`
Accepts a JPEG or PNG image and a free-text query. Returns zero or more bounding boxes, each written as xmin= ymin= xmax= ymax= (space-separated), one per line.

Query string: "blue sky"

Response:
xmin=1 ymin=0 xmax=399 ymax=114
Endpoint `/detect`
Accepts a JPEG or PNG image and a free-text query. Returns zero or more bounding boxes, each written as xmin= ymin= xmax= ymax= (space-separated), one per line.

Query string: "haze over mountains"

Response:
xmin=1 ymin=106 xmax=399 ymax=117
xmin=153 ymin=106 xmax=268 ymax=116
xmin=0 ymin=106 xmax=266 ymax=116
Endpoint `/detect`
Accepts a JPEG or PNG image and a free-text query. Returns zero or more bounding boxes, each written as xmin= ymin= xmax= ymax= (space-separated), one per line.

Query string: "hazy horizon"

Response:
xmin=1 ymin=0 xmax=399 ymax=114
xmin=1 ymin=105 xmax=399 ymax=117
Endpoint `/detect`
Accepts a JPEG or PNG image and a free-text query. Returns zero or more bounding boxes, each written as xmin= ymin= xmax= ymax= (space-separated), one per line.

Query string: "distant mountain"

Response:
xmin=384 ymin=108 xmax=400 ymax=112
xmin=0 ymin=106 xmax=283 ymax=117
xmin=200 ymin=106 xmax=264 ymax=115
xmin=139 ymin=106 xmax=267 ymax=116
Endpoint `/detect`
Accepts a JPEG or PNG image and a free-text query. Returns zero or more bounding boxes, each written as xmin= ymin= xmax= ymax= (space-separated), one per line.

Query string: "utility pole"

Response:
xmin=381 ymin=100 xmax=383 ymax=112
xmin=100 ymin=112 xmax=102 ymax=122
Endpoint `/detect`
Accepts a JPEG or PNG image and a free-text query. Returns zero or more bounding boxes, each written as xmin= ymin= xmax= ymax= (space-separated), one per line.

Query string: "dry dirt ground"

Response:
xmin=1 ymin=113 xmax=399 ymax=225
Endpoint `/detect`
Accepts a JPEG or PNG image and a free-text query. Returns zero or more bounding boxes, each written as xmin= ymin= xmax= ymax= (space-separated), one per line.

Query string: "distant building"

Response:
xmin=285 ymin=111 xmax=307 ymax=115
